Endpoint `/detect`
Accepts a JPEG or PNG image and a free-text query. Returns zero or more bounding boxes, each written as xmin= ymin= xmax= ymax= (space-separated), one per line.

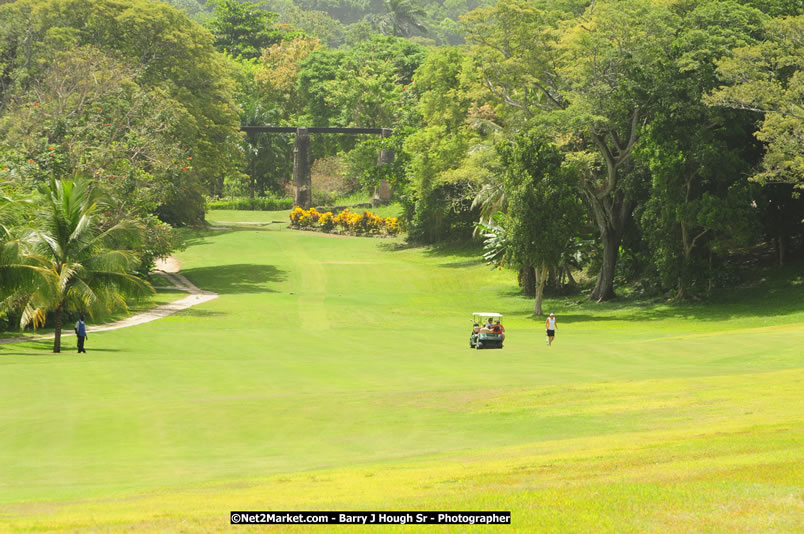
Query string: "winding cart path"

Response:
xmin=0 ymin=257 xmax=217 ymax=345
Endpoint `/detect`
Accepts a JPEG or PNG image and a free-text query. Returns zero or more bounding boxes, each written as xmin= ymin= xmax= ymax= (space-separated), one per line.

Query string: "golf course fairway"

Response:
xmin=1 ymin=210 xmax=802 ymax=532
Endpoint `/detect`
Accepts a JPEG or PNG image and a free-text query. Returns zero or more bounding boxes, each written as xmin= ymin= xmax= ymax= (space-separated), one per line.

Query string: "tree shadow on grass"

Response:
xmin=180 ymin=264 xmax=287 ymax=295
xmin=488 ymin=264 xmax=804 ymax=324
xmin=494 ymin=309 xmax=622 ymax=324
xmin=378 ymin=240 xmax=486 ymax=269
xmin=377 ymin=241 xmax=421 ymax=253
xmin=502 ymin=285 xmax=804 ymax=324
xmin=173 ymin=308 xmax=225 ymax=318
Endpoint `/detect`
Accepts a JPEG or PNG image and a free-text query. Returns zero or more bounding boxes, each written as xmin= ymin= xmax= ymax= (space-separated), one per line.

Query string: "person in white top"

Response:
xmin=545 ymin=313 xmax=556 ymax=346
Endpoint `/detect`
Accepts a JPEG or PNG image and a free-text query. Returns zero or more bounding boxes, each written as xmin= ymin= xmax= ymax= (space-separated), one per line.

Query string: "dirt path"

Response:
xmin=0 ymin=257 xmax=218 ymax=345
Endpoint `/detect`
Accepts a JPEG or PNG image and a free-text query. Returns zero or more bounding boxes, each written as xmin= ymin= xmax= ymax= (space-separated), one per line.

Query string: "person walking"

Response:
xmin=75 ymin=314 xmax=88 ymax=353
xmin=545 ymin=312 xmax=556 ymax=346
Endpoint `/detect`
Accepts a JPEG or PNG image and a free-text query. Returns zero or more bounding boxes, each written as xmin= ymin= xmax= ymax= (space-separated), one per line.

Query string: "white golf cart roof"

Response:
xmin=473 ymin=312 xmax=503 ymax=318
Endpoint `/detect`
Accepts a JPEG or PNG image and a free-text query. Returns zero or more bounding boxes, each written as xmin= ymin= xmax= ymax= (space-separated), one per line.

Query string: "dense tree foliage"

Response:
xmin=206 ymin=0 xmax=287 ymax=59
xmin=462 ymin=0 xmax=800 ymax=302
xmin=706 ymin=14 xmax=803 ymax=187
xmin=0 ymin=0 xmax=244 ymax=220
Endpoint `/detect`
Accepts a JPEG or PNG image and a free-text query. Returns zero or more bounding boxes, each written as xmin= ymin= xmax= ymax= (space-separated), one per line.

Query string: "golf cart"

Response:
xmin=469 ymin=312 xmax=504 ymax=349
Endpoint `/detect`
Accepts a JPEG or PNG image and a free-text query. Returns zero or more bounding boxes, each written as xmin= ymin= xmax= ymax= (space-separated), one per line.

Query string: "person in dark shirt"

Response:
xmin=75 ymin=314 xmax=88 ymax=353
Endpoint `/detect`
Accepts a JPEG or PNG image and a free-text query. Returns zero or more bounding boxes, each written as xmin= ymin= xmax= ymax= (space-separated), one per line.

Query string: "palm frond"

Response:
xmin=82 ymin=250 xmax=140 ymax=273
xmin=66 ymin=277 xmax=100 ymax=311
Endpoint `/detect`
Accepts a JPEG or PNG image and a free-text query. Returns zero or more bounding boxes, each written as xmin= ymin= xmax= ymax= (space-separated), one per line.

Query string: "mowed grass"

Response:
xmin=0 ymin=209 xmax=802 ymax=532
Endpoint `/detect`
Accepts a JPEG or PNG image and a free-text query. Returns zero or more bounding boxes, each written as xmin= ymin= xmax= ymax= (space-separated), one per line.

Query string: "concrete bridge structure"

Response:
xmin=240 ymin=126 xmax=394 ymax=209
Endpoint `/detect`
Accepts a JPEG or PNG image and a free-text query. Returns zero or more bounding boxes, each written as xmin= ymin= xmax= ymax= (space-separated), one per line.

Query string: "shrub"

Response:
xmin=289 ymin=206 xmax=306 ymax=226
xmin=334 ymin=208 xmax=353 ymax=230
xmin=311 ymin=188 xmax=337 ymax=206
xmin=290 ymin=206 xmax=399 ymax=236
xmin=356 ymin=211 xmax=383 ymax=233
xmin=384 ymin=217 xmax=401 ymax=235
xmin=319 ymin=211 xmax=335 ymax=230
xmin=297 ymin=211 xmax=314 ymax=227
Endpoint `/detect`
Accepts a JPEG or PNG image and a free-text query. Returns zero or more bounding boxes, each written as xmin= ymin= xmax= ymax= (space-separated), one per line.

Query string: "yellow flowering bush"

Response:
xmin=384 ymin=217 xmax=401 ymax=235
xmin=297 ymin=211 xmax=314 ymax=227
xmin=319 ymin=211 xmax=335 ymax=230
xmin=289 ymin=206 xmax=400 ymax=236
xmin=334 ymin=208 xmax=353 ymax=229
xmin=356 ymin=211 xmax=383 ymax=233
xmin=289 ymin=206 xmax=306 ymax=226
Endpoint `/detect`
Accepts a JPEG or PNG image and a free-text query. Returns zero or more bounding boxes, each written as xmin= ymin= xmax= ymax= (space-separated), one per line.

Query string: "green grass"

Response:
xmin=206 ymin=195 xmax=293 ymax=211
xmin=205 ymin=208 xmax=291 ymax=224
xmin=1 ymin=210 xmax=802 ymax=532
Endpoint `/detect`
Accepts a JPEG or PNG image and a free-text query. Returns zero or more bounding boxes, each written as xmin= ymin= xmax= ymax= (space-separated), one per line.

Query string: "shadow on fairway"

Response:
xmin=174 ymin=308 xmax=225 ymax=318
xmin=0 ymin=338 xmax=119 ymax=357
xmin=180 ymin=264 xmax=287 ymax=294
xmin=378 ymin=241 xmax=487 ymax=269
xmin=505 ymin=311 xmax=621 ymax=324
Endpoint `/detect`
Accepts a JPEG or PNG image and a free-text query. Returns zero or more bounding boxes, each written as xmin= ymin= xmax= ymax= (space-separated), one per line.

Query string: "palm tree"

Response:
xmin=19 ymin=178 xmax=153 ymax=352
xmin=369 ymin=0 xmax=427 ymax=37
xmin=0 ymin=195 xmax=53 ymax=317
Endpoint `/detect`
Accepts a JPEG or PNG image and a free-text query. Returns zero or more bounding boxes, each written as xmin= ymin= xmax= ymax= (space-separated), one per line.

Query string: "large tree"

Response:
xmin=462 ymin=0 xmax=778 ymax=300
xmin=634 ymin=0 xmax=767 ymax=298
xmin=368 ymin=0 xmax=428 ymax=37
xmin=0 ymin=0 xmax=244 ymax=203
xmin=463 ymin=0 xmax=680 ymax=300
xmin=206 ymin=0 xmax=285 ymax=60
xmin=403 ymin=46 xmax=488 ymax=243
xmin=498 ymin=132 xmax=585 ymax=315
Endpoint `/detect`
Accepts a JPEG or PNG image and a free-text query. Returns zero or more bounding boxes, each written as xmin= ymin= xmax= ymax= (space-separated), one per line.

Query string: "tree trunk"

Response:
xmin=293 ymin=128 xmax=312 ymax=209
xmin=249 ymin=160 xmax=256 ymax=199
xmin=565 ymin=267 xmax=576 ymax=287
xmin=546 ymin=267 xmax=560 ymax=292
xmin=583 ymin=115 xmax=639 ymax=302
xmin=583 ymin=186 xmax=631 ymax=302
xmin=534 ymin=261 xmax=548 ymax=316
xmin=676 ymin=276 xmax=688 ymax=300
xmin=53 ymin=305 xmax=63 ymax=353
xmin=518 ymin=265 xmax=535 ymax=297
xmin=591 ymin=229 xmax=619 ymax=301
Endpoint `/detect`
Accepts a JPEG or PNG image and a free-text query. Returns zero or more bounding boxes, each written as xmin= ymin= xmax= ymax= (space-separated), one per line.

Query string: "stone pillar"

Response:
xmin=373 ymin=128 xmax=394 ymax=207
xmin=293 ymin=128 xmax=312 ymax=209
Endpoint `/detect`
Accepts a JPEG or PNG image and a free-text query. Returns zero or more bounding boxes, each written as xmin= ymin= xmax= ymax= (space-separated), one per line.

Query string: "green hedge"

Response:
xmin=207 ymin=195 xmax=293 ymax=211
